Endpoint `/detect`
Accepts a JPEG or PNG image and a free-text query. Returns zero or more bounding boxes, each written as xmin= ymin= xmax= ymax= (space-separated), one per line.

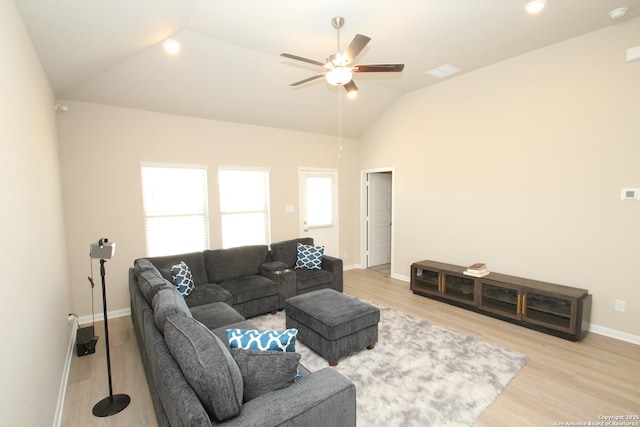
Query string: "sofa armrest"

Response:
xmin=260 ymin=261 xmax=288 ymax=273
xmin=223 ymin=368 xmax=356 ymax=427
xmin=260 ymin=262 xmax=296 ymax=309
xmin=321 ymin=255 xmax=343 ymax=292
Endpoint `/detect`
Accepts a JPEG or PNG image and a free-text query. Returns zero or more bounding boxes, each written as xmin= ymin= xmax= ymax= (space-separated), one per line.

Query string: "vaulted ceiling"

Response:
xmin=16 ymin=0 xmax=640 ymax=138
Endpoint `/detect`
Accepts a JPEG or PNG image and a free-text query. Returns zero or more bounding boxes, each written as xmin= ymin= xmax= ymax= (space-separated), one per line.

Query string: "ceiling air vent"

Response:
xmin=426 ymin=64 xmax=461 ymax=79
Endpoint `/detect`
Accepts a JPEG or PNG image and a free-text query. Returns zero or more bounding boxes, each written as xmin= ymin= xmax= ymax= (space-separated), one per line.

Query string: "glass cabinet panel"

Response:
xmin=412 ymin=268 xmax=440 ymax=294
xmin=443 ymin=274 xmax=475 ymax=303
xmin=479 ymin=282 xmax=520 ymax=318
xmin=524 ymin=291 xmax=573 ymax=331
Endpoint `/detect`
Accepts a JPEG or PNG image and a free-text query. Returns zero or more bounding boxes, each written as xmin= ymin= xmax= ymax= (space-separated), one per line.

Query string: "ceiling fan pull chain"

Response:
xmin=338 ymin=89 xmax=344 ymax=159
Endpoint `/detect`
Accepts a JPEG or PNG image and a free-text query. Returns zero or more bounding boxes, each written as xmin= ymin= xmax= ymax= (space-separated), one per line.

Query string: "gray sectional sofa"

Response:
xmin=141 ymin=238 xmax=343 ymax=316
xmin=129 ymin=239 xmax=354 ymax=426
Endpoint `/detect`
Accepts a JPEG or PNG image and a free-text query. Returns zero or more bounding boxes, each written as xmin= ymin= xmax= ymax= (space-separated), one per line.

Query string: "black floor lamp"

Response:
xmin=89 ymin=238 xmax=130 ymax=417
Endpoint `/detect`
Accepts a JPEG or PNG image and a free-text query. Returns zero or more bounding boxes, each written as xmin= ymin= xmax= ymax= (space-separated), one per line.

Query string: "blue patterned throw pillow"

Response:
xmin=171 ymin=261 xmax=195 ymax=297
xmin=226 ymin=329 xmax=298 ymax=352
xmin=295 ymin=243 xmax=324 ymax=270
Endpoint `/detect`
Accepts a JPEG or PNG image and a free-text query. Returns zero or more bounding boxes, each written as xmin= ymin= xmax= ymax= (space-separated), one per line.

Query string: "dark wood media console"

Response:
xmin=410 ymin=260 xmax=592 ymax=341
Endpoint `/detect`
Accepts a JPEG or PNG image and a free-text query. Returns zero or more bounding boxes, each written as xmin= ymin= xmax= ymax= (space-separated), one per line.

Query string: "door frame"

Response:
xmin=360 ymin=167 xmax=395 ymax=273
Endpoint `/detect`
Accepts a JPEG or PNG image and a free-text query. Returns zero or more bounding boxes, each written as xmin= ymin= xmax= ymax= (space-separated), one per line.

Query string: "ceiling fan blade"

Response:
xmin=343 ymin=80 xmax=358 ymax=94
xmin=344 ymin=34 xmax=371 ymax=63
xmin=290 ymin=74 xmax=325 ymax=86
xmin=354 ymin=64 xmax=405 ymax=73
xmin=280 ymin=53 xmax=326 ymax=68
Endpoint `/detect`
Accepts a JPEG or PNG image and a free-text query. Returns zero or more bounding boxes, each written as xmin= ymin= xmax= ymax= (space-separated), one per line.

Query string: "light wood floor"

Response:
xmin=62 ymin=268 xmax=640 ymax=426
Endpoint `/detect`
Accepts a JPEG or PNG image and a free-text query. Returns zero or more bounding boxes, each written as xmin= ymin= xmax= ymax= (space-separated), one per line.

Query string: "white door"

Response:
xmin=299 ymin=169 xmax=339 ymax=256
xmin=367 ymin=172 xmax=392 ymax=267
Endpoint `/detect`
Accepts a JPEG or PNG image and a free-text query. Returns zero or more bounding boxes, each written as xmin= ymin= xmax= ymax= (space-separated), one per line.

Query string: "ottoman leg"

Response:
xmin=367 ymin=343 xmax=376 ymax=350
xmin=329 ymin=359 xmax=339 ymax=367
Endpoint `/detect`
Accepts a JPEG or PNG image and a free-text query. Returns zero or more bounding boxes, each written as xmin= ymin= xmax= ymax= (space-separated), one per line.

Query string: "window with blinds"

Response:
xmin=218 ymin=168 xmax=271 ymax=248
xmin=141 ymin=164 xmax=210 ymax=256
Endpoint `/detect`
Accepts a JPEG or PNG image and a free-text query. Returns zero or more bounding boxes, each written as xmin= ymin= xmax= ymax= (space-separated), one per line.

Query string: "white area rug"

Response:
xmin=251 ymin=304 xmax=527 ymax=427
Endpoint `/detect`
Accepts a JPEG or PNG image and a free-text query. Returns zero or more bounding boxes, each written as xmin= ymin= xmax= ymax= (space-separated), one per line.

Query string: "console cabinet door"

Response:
xmin=478 ymin=280 xmax=521 ymax=320
xmin=411 ymin=266 xmax=441 ymax=296
xmin=442 ymin=273 xmax=476 ymax=305
xmin=522 ymin=289 xmax=576 ymax=334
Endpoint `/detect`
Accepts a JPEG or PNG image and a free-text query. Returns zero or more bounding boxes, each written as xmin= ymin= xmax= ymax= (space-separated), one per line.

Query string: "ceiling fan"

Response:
xmin=280 ymin=17 xmax=404 ymax=97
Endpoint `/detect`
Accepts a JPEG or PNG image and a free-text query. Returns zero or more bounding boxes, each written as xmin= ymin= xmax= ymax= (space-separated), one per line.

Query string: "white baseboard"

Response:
xmin=344 ymin=263 xmax=362 ymax=271
xmin=78 ymin=308 xmax=131 ymax=326
xmin=54 ymin=317 xmax=77 ymax=427
xmin=391 ymin=273 xmax=410 ymax=282
xmin=589 ymin=324 xmax=640 ymax=345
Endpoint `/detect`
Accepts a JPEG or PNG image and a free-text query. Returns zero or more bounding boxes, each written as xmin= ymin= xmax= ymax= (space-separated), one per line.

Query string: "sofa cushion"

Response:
xmin=152 ymin=287 xmax=193 ymax=334
xmin=295 ymin=243 xmax=324 ymax=270
xmin=294 ymin=268 xmax=334 ymax=291
xmin=170 ymin=261 xmax=195 ymax=297
xmin=204 ymin=245 xmax=268 ymax=282
xmin=230 ymin=348 xmax=301 ymax=402
xmin=164 ymin=315 xmax=243 ymax=422
xmin=190 ymin=302 xmax=246 ymax=331
xmin=220 ymin=275 xmax=279 ymax=305
xmin=226 ymin=328 xmax=298 ymax=352
xmin=138 ymin=269 xmax=173 ymax=305
xmin=184 ymin=282 xmax=233 ymax=308
xmin=270 ymin=238 xmax=314 ymax=268
xmin=147 ymin=252 xmax=208 ymax=286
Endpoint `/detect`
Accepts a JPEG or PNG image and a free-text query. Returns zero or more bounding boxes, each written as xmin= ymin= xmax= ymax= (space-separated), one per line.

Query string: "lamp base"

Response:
xmin=92 ymin=394 xmax=130 ymax=417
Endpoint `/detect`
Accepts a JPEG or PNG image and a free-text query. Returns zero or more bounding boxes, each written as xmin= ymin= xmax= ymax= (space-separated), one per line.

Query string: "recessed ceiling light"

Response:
xmin=609 ymin=7 xmax=628 ymax=19
xmin=525 ymin=0 xmax=548 ymax=14
xmin=162 ymin=39 xmax=181 ymax=55
xmin=426 ymin=64 xmax=461 ymax=79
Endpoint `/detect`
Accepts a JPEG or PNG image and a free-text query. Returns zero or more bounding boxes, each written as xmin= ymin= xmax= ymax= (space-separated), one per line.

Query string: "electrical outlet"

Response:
xmin=614 ymin=300 xmax=626 ymax=312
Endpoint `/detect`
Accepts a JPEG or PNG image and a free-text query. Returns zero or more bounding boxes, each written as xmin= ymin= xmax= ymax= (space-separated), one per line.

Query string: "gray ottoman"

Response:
xmin=285 ymin=289 xmax=380 ymax=366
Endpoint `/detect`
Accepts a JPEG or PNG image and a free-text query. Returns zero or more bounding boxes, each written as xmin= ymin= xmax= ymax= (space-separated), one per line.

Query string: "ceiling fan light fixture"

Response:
xmin=326 ymin=67 xmax=353 ymax=86
xmin=329 ymin=52 xmax=349 ymax=67
xmin=525 ymin=0 xmax=547 ymax=14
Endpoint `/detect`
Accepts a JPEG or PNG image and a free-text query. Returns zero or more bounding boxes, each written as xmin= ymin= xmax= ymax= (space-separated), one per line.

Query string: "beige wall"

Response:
xmin=0 ymin=0 xmax=73 ymax=425
xmin=360 ymin=18 xmax=640 ymax=338
xmin=56 ymin=102 xmax=360 ymax=318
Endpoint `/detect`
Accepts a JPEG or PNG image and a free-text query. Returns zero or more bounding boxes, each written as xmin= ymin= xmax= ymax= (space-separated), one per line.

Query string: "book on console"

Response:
xmin=467 ymin=262 xmax=487 ymax=271
xmin=464 ymin=262 xmax=489 ymax=277
xmin=463 ymin=270 xmax=490 ymax=278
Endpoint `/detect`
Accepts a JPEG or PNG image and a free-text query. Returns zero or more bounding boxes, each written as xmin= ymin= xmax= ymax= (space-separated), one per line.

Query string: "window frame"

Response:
xmin=140 ymin=162 xmax=210 ymax=256
xmin=217 ymin=166 xmax=271 ymax=249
